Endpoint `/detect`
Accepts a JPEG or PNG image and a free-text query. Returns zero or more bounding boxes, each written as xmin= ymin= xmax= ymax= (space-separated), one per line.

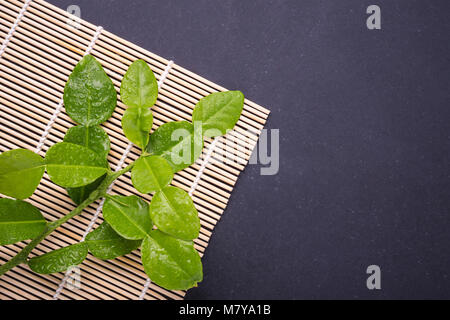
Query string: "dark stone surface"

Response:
xmin=48 ymin=0 xmax=450 ymax=299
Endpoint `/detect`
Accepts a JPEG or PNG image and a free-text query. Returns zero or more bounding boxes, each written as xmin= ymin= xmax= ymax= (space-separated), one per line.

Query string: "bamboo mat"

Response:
xmin=0 ymin=0 xmax=269 ymax=300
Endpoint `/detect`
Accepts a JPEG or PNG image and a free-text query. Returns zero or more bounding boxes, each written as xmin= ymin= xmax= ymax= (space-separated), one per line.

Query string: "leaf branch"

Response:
xmin=0 ymin=161 xmax=134 ymax=276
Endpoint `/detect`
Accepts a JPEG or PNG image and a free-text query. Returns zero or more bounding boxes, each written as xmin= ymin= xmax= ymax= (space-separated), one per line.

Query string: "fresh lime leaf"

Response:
xmin=64 ymin=125 xmax=110 ymax=160
xmin=67 ymin=174 xmax=106 ymax=205
xmin=120 ymin=59 xmax=158 ymax=108
xmin=131 ymin=156 xmax=173 ymax=194
xmin=63 ymin=54 xmax=117 ymax=126
xmin=122 ymin=107 xmax=153 ymax=149
xmin=149 ymin=186 xmax=200 ymax=240
xmin=0 ymin=149 xmax=45 ymax=199
xmin=0 ymin=199 xmax=46 ymax=246
xmin=103 ymin=195 xmax=152 ymax=240
xmin=145 ymin=121 xmax=203 ymax=172
xmin=63 ymin=125 xmax=109 ymax=204
xmin=86 ymin=222 xmax=141 ymax=260
xmin=45 ymin=142 xmax=109 ymax=188
xmin=192 ymin=91 xmax=244 ymax=137
xmin=141 ymin=230 xmax=203 ymax=290
xmin=28 ymin=243 xmax=88 ymax=274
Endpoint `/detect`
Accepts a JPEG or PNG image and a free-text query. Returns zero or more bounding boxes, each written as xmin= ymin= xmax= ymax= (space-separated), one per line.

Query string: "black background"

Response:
xmin=47 ymin=0 xmax=450 ymax=299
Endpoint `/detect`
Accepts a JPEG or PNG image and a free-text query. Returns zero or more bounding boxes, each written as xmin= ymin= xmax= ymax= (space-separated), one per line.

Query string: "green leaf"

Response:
xmin=67 ymin=174 xmax=106 ymax=205
xmin=28 ymin=243 xmax=88 ymax=274
xmin=63 ymin=125 xmax=109 ymax=204
xmin=149 ymin=186 xmax=200 ymax=240
xmin=64 ymin=125 xmax=110 ymax=160
xmin=120 ymin=59 xmax=158 ymax=108
xmin=45 ymin=142 xmax=109 ymax=188
xmin=141 ymin=230 xmax=203 ymax=290
xmin=192 ymin=91 xmax=244 ymax=137
xmin=145 ymin=121 xmax=203 ymax=173
xmin=122 ymin=107 xmax=153 ymax=149
xmin=103 ymin=195 xmax=152 ymax=240
xmin=0 ymin=199 xmax=46 ymax=246
xmin=86 ymin=222 xmax=141 ymax=260
xmin=131 ymin=156 xmax=173 ymax=194
xmin=63 ymin=54 xmax=117 ymax=126
xmin=0 ymin=149 xmax=45 ymax=199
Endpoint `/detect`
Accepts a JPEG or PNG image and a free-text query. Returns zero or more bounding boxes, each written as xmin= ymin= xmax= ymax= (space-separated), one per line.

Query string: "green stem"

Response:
xmin=0 ymin=162 xmax=135 ymax=277
xmin=111 ymin=162 xmax=135 ymax=181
